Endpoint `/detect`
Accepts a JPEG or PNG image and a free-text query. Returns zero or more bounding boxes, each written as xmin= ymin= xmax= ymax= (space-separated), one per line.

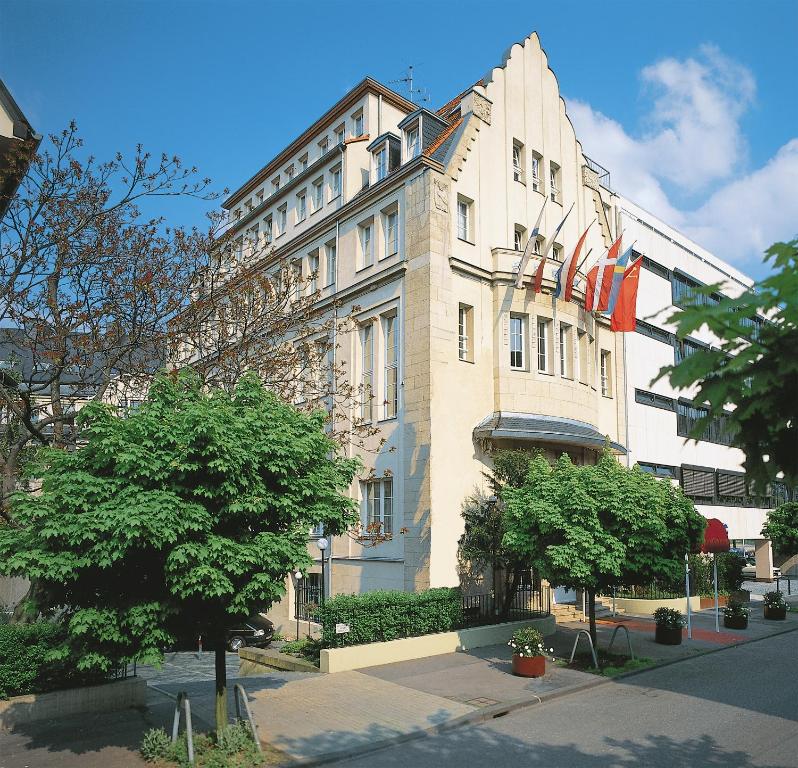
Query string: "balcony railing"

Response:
xmin=583 ymin=155 xmax=612 ymax=191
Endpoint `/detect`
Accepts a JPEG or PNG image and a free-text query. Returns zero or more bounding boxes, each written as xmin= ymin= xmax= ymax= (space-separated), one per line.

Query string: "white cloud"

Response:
xmin=568 ymin=46 xmax=796 ymax=273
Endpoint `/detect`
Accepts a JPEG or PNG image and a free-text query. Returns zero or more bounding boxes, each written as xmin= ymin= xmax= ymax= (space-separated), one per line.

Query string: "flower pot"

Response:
xmin=655 ymin=625 xmax=683 ymax=645
xmin=511 ymin=654 xmax=546 ymax=677
xmin=723 ymin=615 xmax=748 ymax=630
xmin=764 ymin=605 xmax=787 ymax=620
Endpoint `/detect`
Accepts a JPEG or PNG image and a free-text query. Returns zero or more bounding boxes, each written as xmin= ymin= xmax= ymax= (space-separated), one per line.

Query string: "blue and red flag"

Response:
xmin=605 ymin=245 xmax=634 ymax=315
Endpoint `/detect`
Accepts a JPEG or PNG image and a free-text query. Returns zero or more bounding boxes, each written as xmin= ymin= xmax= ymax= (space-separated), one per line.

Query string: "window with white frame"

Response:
xmin=272 ymin=177 xmax=281 ymax=194
xmin=361 ymin=323 xmax=374 ymax=421
xmin=375 ymin=147 xmax=387 ymax=181
xmin=512 ymin=140 xmax=524 ymax=182
xmin=514 ymin=225 xmax=525 ymax=252
xmin=263 ymin=215 xmax=273 ymax=244
xmin=533 ymin=236 xmax=542 ymax=255
xmin=456 ymin=195 xmax=472 ymax=241
xmin=383 ymin=314 xmax=398 ymax=419
xmin=531 ymin=152 xmax=542 ymax=192
xmin=318 ymin=137 xmax=329 ymax=157
xmin=458 ymin=304 xmax=473 ymax=362
xmin=325 ymin=241 xmax=337 ymax=287
xmin=299 ymin=154 xmax=308 ymax=172
xmin=291 ymin=258 xmax=303 ymax=300
xmin=383 ymin=207 xmax=398 ymax=256
xmin=233 ymin=236 xmax=243 ymax=264
xmin=549 ymin=161 xmax=561 ymax=203
xmin=559 ymin=323 xmax=572 ymax=378
xmin=352 ymin=111 xmax=364 ymax=136
xmin=308 ymin=250 xmax=319 ymax=293
xmin=246 ymin=225 xmax=259 ymax=255
xmin=276 ymin=204 xmax=287 ymax=237
xmin=537 ymin=318 xmax=551 ymax=373
xmin=335 ymin=124 xmax=345 ymax=145
xmin=577 ymin=330 xmax=588 ymax=384
xmin=406 ymin=125 xmax=420 ymax=159
xmin=245 ymin=198 xmax=253 ymax=213
xmin=296 ymin=190 xmax=307 ymax=222
xmin=312 ymin=178 xmax=324 ymax=212
xmin=552 ymin=244 xmax=563 ymax=262
xmin=362 ymin=478 xmax=393 ymax=535
xmin=358 ymin=220 xmax=373 ymax=268
xmin=330 ymin=165 xmax=342 ymax=200
xmin=286 ymin=164 xmax=295 ymax=180
xmin=600 ymin=350 xmax=612 ymax=396
xmin=256 ymin=191 xmax=264 ymax=206
xmin=510 ymin=314 xmax=526 ymax=370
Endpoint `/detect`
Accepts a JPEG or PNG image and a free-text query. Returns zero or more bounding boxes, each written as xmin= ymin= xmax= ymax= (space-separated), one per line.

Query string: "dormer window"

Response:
xmin=375 ymin=148 xmax=387 ymax=181
xmin=368 ymin=133 xmax=401 ymax=184
xmin=352 ymin=110 xmax=364 ymax=137
xmin=406 ymin=124 xmax=420 ymax=159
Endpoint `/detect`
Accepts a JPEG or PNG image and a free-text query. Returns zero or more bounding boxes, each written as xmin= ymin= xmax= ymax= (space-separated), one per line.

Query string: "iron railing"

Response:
xmin=294 ymin=579 xmax=322 ymax=622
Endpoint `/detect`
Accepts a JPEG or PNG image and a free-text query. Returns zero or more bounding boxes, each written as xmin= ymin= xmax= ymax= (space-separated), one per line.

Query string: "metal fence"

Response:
xmin=613 ymin=583 xmax=689 ymax=600
xmin=295 ymin=579 xmax=322 ymax=622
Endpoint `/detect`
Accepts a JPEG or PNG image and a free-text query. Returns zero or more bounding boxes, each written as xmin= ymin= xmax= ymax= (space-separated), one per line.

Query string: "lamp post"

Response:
xmin=317 ymin=537 xmax=329 ymax=607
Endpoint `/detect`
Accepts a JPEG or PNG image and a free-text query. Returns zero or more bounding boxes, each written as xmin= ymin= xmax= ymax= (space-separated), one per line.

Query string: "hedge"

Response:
xmin=316 ymin=588 xmax=463 ymax=648
xmin=0 ymin=622 xmax=104 ymax=699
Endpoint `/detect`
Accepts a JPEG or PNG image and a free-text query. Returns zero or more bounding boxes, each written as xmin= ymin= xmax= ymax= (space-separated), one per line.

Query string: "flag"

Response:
xmin=611 ymin=258 xmax=643 ymax=332
xmin=556 ymin=223 xmax=592 ymax=301
xmin=584 ymin=265 xmax=599 ymax=310
xmin=514 ymin=200 xmax=547 ymax=289
xmin=531 ymin=202 xmax=574 ymax=294
xmin=605 ymin=245 xmax=634 ymax=315
xmin=594 ymin=236 xmax=623 ymax=311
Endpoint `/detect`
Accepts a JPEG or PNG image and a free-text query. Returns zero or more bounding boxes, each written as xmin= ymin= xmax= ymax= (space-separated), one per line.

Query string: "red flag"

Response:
xmin=611 ymin=258 xmax=642 ymax=332
xmin=584 ymin=265 xmax=599 ymax=309
xmin=562 ymin=225 xmax=591 ymax=302
xmin=596 ymin=237 xmax=623 ymax=311
xmin=532 ymin=256 xmax=546 ymax=293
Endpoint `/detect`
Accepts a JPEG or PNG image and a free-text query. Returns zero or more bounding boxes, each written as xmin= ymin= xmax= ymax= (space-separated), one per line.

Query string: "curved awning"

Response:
xmin=473 ymin=411 xmax=626 ymax=454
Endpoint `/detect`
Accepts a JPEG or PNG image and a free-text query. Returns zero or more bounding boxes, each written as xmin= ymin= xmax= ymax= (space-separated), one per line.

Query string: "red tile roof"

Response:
xmin=423 ymin=116 xmax=463 ymax=158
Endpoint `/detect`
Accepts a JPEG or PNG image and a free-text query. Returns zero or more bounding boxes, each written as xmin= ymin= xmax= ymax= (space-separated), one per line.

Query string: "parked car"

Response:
xmin=742 ymin=563 xmax=781 ymax=579
xmin=227 ymin=614 xmax=275 ymax=652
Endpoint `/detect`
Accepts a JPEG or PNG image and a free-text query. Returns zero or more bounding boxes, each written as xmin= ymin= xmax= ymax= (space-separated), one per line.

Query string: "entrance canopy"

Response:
xmin=473 ymin=411 xmax=626 ymax=454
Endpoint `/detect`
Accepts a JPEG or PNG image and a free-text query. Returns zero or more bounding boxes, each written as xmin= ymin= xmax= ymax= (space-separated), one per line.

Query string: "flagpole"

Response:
xmin=514 ymin=199 xmax=548 ymax=289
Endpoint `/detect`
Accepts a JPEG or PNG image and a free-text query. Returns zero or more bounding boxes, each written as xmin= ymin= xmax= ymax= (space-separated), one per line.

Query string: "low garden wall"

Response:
xmin=319 ymin=615 xmax=556 ymax=673
xmin=607 ymin=595 xmax=702 ymax=617
xmin=0 ymin=676 xmax=146 ymax=728
xmin=239 ymin=646 xmax=320 ymax=675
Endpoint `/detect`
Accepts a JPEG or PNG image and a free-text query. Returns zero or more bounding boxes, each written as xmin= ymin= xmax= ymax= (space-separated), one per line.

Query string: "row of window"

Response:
xmin=635 ymin=319 xmax=712 ymax=367
xmin=634 ymin=389 xmax=737 ymax=447
xmin=511 ymin=139 xmax=561 ymax=203
xmin=360 ymin=313 xmax=399 ymax=423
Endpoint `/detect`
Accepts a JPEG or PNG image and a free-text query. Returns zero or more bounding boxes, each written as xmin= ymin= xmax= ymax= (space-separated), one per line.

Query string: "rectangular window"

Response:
xmin=406 ymin=126 xmax=420 ymax=159
xmin=244 ymin=198 xmax=253 ymax=213
xmin=533 ymin=237 xmax=542 ymax=256
xmin=359 ymin=221 xmax=373 ymax=268
xmin=549 ymin=161 xmax=560 ymax=203
xmin=353 ymin=111 xmax=364 ymax=136
xmin=256 ymin=191 xmax=264 ymax=205
xmin=299 ymin=154 xmax=308 ymax=172
xmin=286 ymin=165 xmax=295 ymax=180
xmin=559 ymin=323 xmax=572 ymax=378
xmin=309 ymin=250 xmax=319 ymax=293
xmin=634 ymin=389 xmax=675 ymax=411
xmin=296 ymin=191 xmax=307 ymax=222
xmin=291 ymin=258 xmax=303 ymax=300
xmin=552 ymin=244 xmax=563 ymax=262
xmin=363 ymin=479 xmax=393 ymax=535
xmin=312 ymin=178 xmax=324 ymax=211
xmin=681 ymin=466 xmax=716 ymax=503
xmin=318 ymin=137 xmax=329 ymax=157
xmin=383 ymin=209 xmax=398 ymax=256
xmin=537 ymin=318 xmax=551 ymax=373
xmin=510 ymin=314 xmax=526 ymax=370
xmin=458 ymin=304 xmax=473 ymax=362
xmin=600 ymin=350 xmax=612 ymax=396
xmin=512 ymin=140 xmax=524 ymax=182
xmin=514 ymin=227 xmax=525 ymax=252
xmin=638 ymin=462 xmax=679 ymax=479
xmin=383 ymin=314 xmax=398 ymax=419
xmin=330 ymin=166 xmax=342 ymax=200
xmin=375 ymin=147 xmax=387 ymax=181
xmin=246 ymin=225 xmax=259 ymax=255
xmin=361 ymin=324 xmax=374 ymax=422
xmin=276 ymin=204 xmax=287 ymax=236
xmin=531 ymin=152 xmax=542 ymax=192
xmin=335 ymin=124 xmax=345 ymax=145
xmin=325 ymin=241 xmax=337 ymax=287
xmin=272 ymin=177 xmax=281 ymax=194
xmin=577 ymin=330 xmax=588 ymax=384
xmin=263 ymin=216 xmax=273 ymax=244
xmin=457 ymin=196 xmax=472 ymax=241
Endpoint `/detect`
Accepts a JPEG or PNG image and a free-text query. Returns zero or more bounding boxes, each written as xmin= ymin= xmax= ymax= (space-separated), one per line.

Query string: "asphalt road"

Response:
xmin=337 ymin=629 xmax=798 ymax=768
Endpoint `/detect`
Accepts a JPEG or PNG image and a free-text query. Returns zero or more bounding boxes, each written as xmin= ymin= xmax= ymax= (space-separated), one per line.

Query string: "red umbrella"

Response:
xmin=700 ymin=518 xmax=730 ymax=631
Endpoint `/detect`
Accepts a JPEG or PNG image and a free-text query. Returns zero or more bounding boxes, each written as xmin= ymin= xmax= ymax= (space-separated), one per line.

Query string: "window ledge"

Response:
xmin=457 ymin=236 xmax=475 ymax=245
xmin=377 ymin=416 xmax=398 ymax=424
xmin=355 ymin=263 xmax=374 ymax=274
xmin=458 ymin=357 xmax=475 ymax=364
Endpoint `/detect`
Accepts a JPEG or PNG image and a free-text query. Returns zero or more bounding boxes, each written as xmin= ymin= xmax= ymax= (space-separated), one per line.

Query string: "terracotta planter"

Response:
xmin=723 ymin=615 xmax=748 ymax=630
xmin=764 ymin=605 xmax=787 ymax=620
xmin=511 ymin=654 xmax=545 ymax=677
xmin=655 ymin=625 xmax=683 ymax=645
xmin=700 ymin=595 xmax=728 ymax=610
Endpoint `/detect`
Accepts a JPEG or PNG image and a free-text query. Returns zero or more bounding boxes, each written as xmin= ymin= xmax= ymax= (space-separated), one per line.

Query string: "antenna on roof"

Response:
xmin=389 ymin=65 xmax=430 ymax=105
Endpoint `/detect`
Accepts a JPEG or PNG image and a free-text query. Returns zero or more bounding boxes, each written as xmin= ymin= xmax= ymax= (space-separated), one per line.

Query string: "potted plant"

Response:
xmin=723 ymin=600 xmax=750 ymax=629
xmin=763 ymin=590 xmax=789 ymax=620
xmin=507 ymin=626 xmax=552 ymax=677
xmin=653 ymin=607 xmax=684 ymax=645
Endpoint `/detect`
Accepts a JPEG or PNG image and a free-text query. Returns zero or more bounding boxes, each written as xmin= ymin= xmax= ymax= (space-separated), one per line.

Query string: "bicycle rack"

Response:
xmin=606 ymin=624 xmax=635 ymax=661
xmin=171 ymin=691 xmax=195 ymax=765
xmin=569 ymin=629 xmax=599 ymax=670
xmin=233 ymin=683 xmax=263 ymax=754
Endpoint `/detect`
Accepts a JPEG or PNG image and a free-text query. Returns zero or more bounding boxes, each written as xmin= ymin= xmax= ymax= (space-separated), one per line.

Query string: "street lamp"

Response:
xmin=317 ymin=537 xmax=329 ymax=606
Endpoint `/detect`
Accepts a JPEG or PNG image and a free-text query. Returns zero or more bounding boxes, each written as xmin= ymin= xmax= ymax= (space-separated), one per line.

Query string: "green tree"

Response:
xmin=458 ymin=450 xmax=535 ymax=617
xmin=762 ymin=502 xmax=798 ymax=557
xmin=0 ymin=371 xmax=358 ymax=733
xmin=503 ymin=450 xmax=705 ymax=643
xmin=658 ymin=238 xmax=798 ymax=488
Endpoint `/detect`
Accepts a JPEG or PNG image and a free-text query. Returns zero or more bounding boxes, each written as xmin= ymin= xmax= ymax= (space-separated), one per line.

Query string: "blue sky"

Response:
xmin=2 ymin=0 xmax=796 ymax=277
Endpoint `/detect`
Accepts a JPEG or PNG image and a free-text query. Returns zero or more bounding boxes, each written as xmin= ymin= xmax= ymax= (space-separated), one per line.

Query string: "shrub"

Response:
xmin=723 ymin=600 xmax=750 ymax=618
xmin=216 ymin=721 xmax=255 ymax=756
xmin=763 ymin=590 xmax=789 ymax=609
xmin=653 ymin=607 xmax=685 ymax=629
xmin=317 ymin=588 xmax=463 ymax=647
xmin=507 ymin=626 xmax=551 ymax=658
xmin=279 ymin=636 xmax=321 ymax=663
xmin=140 ymin=728 xmax=170 ymax=762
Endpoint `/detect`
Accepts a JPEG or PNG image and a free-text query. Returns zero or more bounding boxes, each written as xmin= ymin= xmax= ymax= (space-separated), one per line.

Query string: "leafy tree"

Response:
xmin=762 ymin=502 xmax=798 ymax=557
xmin=0 ymin=371 xmax=358 ymax=733
xmin=458 ymin=450 xmax=535 ymax=617
xmin=658 ymin=239 xmax=798 ymax=488
xmin=503 ymin=450 xmax=705 ymax=643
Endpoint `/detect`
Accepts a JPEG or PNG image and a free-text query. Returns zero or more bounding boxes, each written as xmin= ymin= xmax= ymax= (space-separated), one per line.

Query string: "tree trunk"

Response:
xmin=500 ymin=566 xmax=522 ymax=618
xmin=214 ymin=642 xmax=228 ymax=734
xmin=586 ymin=587 xmax=597 ymax=647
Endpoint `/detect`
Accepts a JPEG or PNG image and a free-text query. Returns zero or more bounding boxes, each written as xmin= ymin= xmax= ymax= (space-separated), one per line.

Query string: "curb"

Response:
xmin=274 ymin=622 xmax=798 ymax=768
